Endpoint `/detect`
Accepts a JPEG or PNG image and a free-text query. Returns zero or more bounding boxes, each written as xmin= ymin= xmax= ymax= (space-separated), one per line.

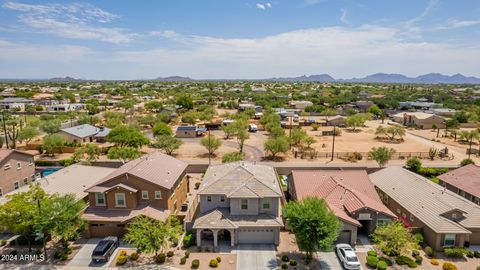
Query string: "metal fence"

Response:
xmin=314 ymin=151 xmax=431 ymax=160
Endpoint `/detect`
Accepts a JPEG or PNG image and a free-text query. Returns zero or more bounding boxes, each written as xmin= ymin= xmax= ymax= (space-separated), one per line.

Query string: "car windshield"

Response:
xmin=92 ymin=240 xmax=113 ymax=255
xmin=346 ymin=256 xmax=359 ymax=262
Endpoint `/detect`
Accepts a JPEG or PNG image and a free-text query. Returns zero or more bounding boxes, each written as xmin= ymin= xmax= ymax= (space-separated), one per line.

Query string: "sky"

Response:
xmin=0 ymin=0 xmax=480 ymax=79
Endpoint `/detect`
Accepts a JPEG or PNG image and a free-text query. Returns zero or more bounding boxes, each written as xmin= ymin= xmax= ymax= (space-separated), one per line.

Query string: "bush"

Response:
xmin=415 ymin=256 xmax=423 ymax=265
xmin=406 ymin=157 xmax=422 ymax=172
xmin=368 ymin=250 xmax=378 ymax=257
xmin=289 ymin=259 xmax=297 ymax=266
xmin=460 ymin=158 xmax=475 ymax=166
xmin=378 ymin=257 xmax=393 ymax=266
xmin=396 ymin=256 xmax=417 ymax=267
xmin=377 ymin=260 xmax=388 ymax=270
xmin=431 ymin=259 xmax=439 ymax=265
xmin=129 ymin=252 xmax=139 ymax=261
xmin=54 ymin=251 xmax=62 ymax=259
xmin=444 ymin=247 xmax=465 ymax=258
xmin=167 ymin=250 xmax=174 ymax=257
xmin=209 ymin=259 xmax=218 ymax=268
xmin=417 ymin=167 xmax=449 ymax=177
xmin=367 ymin=256 xmax=379 ymax=268
xmin=65 ymin=247 xmax=73 ymax=255
xmin=0 ymin=240 xmax=6 ymax=246
xmin=281 ymin=263 xmax=288 ymax=269
xmin=475 ymin=251 xmax=480 ymax=258
xmin=282 ymin=255 xmax=289 ymax=262
xmin=61 ymin=253 xmax=69 ymax=261
xmin=183 ymin=233 xmax=193 ymax=248
xmin=466 ymin=250 xmax=475 ymax=258
xmin=192 ymin=259 xmax=200 ymax=269
xmin=155 ymin=253 xmax=166 ymax=264
xmin=180 ymin=256 xmax=187 ymax=265
xmin=216 ymin=256 xmax=221 ymax=263
xmin=425 ymin=246 xmax=434 ymax=257
xmin=414 ymin=233 xmax=424 ymax=245
xmin=412 ymin=250 xmax=420 ymax=257
xmin=185 ymin=250 xmax=190 ymax=258
xmin=119 ymin=250 xmax=127 ymax=257
xmin=442 ymin=262 xmax=458 ymax=270
xmin=116 ymin=255 xmax=127 ymax=265
xmin=195 ymin=182 xmax=201 ymax=189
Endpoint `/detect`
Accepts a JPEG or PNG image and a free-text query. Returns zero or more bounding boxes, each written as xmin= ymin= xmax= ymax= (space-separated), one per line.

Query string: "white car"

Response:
xmin=335 ymin=244 xmax=361 ymax=270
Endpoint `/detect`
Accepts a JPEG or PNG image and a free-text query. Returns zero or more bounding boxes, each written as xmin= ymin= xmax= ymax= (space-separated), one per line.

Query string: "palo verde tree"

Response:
xmin=152 ymin=135 xmax=182 ymax=155
xmin=283 ymin=197 xmax=341 ymax=263
xmin=107 ymin=125 xmax=150 ymax=148
xmin=200 ymin=134 xmax=222 ymax=156
xmin=368 ymin=146 xmax=396 ymax=167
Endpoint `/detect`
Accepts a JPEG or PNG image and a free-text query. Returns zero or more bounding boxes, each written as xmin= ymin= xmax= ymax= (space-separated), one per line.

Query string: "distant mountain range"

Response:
xmin=154 ymin=76 xmax=193 ymax=82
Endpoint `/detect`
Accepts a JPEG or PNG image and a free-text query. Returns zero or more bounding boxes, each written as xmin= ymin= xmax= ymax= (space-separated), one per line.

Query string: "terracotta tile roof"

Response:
xmin=199 ymin=162 xmax=282 ymax=198
xmin=290 ymin=170 xmax=395 ymax=226
xmin=88 ymin=152 xmax=188 ymax=191
xmin=438 ymin=164 xmax=480 ymax=198
xmin=83 ymin=203 xmax=170 ymax=223
xmin=370 ymin=166 xmax=480 ymax=234
xmin=193 ymin=208 xmax=283 ymax=229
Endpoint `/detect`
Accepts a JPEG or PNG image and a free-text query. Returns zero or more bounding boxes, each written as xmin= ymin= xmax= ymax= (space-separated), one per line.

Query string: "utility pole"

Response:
xmin=1 ymin=110 xmax=9 ymax=149
xmin=331 ymin=125 xmax=336 ymax=161
xmin=289 ymin=115 xmax=293 ymax=149
xmin=208 ymin=129 xmax=211 ymax=165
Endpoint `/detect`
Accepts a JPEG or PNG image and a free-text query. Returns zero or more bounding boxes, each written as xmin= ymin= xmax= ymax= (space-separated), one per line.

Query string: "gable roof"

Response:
xmin=60 ymin=124 xmax=99 ymax=138
xmin=290 ymin=170 xmax=395 ymax=226
xmin=86 ymin=152 xmax=188 ymax=191
xmin=199 ymin=162 xmax=282 ymax=198
xmin=0 ymin=149 xmax=34 ymax=163
xmin=370 ymin=166 xmax=480 ymax=234
xmin=438 ymin=164 xmax=480 ymax=198
xmin=193 ymin=208 xmax=283 ymax=229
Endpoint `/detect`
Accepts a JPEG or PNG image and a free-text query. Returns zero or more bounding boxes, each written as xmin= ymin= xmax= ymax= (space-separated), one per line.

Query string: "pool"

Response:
xmin=42 ymin=168 xmax=61 ymax=177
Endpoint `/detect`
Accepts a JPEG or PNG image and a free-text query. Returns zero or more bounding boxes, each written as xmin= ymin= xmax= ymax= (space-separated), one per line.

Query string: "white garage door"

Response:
xmin=238 ymin=228 xmax=275 ymax=244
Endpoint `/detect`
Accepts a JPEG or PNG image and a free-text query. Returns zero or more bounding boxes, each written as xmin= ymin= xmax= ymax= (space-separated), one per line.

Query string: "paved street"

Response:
xmin=235 ymin=244 xmax=277 ymax=270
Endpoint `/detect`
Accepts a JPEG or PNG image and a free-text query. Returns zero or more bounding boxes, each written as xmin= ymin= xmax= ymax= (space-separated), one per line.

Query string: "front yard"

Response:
xmin=276 ymin=231 xmax=321 ymax=270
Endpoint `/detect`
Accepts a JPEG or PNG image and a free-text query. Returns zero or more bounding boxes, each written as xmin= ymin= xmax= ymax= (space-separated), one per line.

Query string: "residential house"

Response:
xmin=392 ymin=112 xmax=445 ymax=129
xmin=325 ymin=115 xmax=346 ymax=127
xmin=82 ymin=152 xmax=190 ymax=237
xmin=437 ymin=164 xmax=480 ymax=206
xmin=370 ymin=166 xmax=480 ymax=251
xmin=289 ymin=100 xmax=313 ymax=110
xmin=0 ymin=97 xmax=35 ymax=111
xmin=288 ymin=170 xmax=395 ymax=245
xmin=58 ymin=124 xmax=111 ymax=143
xmin=0 ymin=149 xmax=35 ymax=197
xmin=175 ymin=126 xmax=206 ymax=138
xmin=193 ymin=162 xmax=283 ymax=247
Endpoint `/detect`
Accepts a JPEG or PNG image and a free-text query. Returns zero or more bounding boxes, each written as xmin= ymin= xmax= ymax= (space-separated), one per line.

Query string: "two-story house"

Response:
xmin=0 ymin=149 xmax=36 ymax=197
xmin=82 ymin=152 xmax=189 ymax=238
xmin=437 ymin=164 xmax=480 ymax=205
xmin=193 ymin=162 xmax=284 ymax=247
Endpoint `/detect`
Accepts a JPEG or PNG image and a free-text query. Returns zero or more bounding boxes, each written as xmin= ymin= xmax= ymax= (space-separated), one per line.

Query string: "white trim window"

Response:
xmin=95 ymin=192 xmax=106 ymax=206
xmin=207 ymin=196 xmax=212 ymax=202
xmin=220 ymin=196 xmax=225 ymax=202
xmin=262 ymin=198 xmax=270 ymax=209
xmin=28 ymin=158 xmax=33 ymax=165
xmin=241 ymin=199 xmax=248 ymax=210
xmin=16 ymin=162 xmax=21 ymax=170
xmin=444 ymin=234 xmax=455 ymax=246
xmin=155 ymin=191 xmax=162 ymax=199
xmin=115 ymin=193 xmax=126 ymax=207
xmin=141 ymin=190 xmax=149 ymax=199
xmin=23 ymin=177 xmax=28 ymax=185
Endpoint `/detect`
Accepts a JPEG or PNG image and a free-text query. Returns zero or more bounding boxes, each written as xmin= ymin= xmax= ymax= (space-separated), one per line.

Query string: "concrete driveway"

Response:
xmin=318 ymin=250 xmax=344 ymax=270
xmin=235 ymin=244 xmax=277 ymax=270
xmin=68 ymin=238 xmax=118 ymax=268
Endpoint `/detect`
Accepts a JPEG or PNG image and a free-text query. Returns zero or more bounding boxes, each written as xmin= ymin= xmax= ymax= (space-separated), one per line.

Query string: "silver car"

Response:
xmin=335 ymin=243 xmax=361 ymax=269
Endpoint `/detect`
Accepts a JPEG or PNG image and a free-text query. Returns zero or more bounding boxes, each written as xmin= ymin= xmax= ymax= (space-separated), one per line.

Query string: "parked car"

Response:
xmin=91 ymin=236 xmax=119 ymax=263
xmin=335 ymin=243 xmax=361 ymax=270
xmin=248 ymin=124 xmax=258 ymax=132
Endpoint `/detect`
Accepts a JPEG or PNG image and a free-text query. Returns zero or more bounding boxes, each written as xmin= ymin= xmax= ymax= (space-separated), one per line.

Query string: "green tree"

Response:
xmin=460 ymin=158 xmax=475 ymax=166
xmin=290 ymin=128 xmax=307 ymax=148
xmin=181 ymin=111 xmax=197 ymax=125
xmin=367 ymin=104 xmax=383 ymax=119
xmin=283 ymin=197 xmax=341 ymax=262
xmin=18 ymin=126 xmax=39 ymax=145
xmin=222 ymin=152 xmax=244 ymax=163
xmin=372 ymin=221 xmax=419 ymax=256
xmin=200 ymin=134 xmax=222 ymax=156
xmin=345 ymin=113 xmax=371 ymax=131
xmin=40 ymin=120 xmax=61 ymax=134
xmin=405 ymin=157 xmax=422 ymax=172
xmin=368 ymin=146 xmax=396 ymax=167
xmin=236 ymin=128 xmax=249 ymax=153
xmin=221 ymin=123 xmax=237 ymax=139
xmin=73 ymin=144 xmax=101 ymax=165
xmin=42 ymin=134 xmax=66 ymax=156
xmin=264 ymin=136 xmax=289 ymax=159
xmin=107 ymin=125 xmax=150 ymax=148
xmin=107 ymin=147 xmax=141 ymax=163
xmin=145 ymin=100 xmax=164 ymax=112
xmin=152 ymin=135 xmax=182 ymax=155
xmin=152 ymin=122 xmax=173 ymax=137
xmin=176 ymin=95 xmax=194 ymax=110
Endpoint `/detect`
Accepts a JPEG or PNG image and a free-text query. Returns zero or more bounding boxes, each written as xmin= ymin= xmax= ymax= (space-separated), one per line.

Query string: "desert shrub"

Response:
xmin=0 ymin=240 xmax=7 ymax=246
xmin=414 ymin=233 xmax=424 ymax=245
xmin=195 ymin=182 xmax=201 ymax=189
xmin=368 ymin=250 xmax=378 ymax=257
xmin=185 ymin=250 xmax=190 ymax=258
xmin=444 ymin=247 xmax=465 ymax=258
xmin=377 ymin=260 xmax=388 ymax=270
xmin=216 ymin=256 xmax=221 ymax=263
xmin=442 ymin=262 xmax=458 ymax=270
xmin=281 ymin=263 xmax=288 ymax=269
xmin=466 ymin=250 xmax=474 ymax=258
xmin=431 ymin=259 xmax=439 ymax=265
xmin=61 ymin=253 xmax=68 ymax=261
xmin=119 ymin=250 xmax=127 ymax=257
xmin=54 ymin=251 xmax=63 ymax=259
xmin=460 ymin=158 xmax=475 ymax=166
xmin=191 ymin=259 xmax=200 ymax=268
xmin=155 ymin=253 xmax=166 ymax=264
xmin=412 ymin=250 xmax=420 ymax=257
xmin=282 ymin=255 xmax=289 ymax=262
xmin=474 ymin=251 xmax=480 ymax=258
xmin=367 ymin=256 xmax=379 ymax=268
xmin=129 ymin=252 xmax=139 ymax=261
xmin=379 ymin=257 xmax=393 ymax=266
xmin=415 ymin=256 xmax=423 ymax=264
xmin=289 ymin=259 xmax=297 ymax=266
xmin=425 ymin=246 xmax=434 ymax=257
xmin=116 ymin=255 xmax=127 ymax=265
xmin=65 ymin=247 xmax=73 ymax=255
xmin=167 ymin=251 xmax=174 ymax=257
xmin=180 ymin=256 xmax=186 ymax=265
xmin=209 ymin=259 xmax=218 ymax=268
xmin=396 ymin=256 xmax=416 ymax=267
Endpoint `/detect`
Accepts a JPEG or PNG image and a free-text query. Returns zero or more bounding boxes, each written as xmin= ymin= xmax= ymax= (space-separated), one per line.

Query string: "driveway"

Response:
xmin=318 ymin=250 xmax=344 ymax=270
xmin=235 ymin=244 xmax=277 ymax=270
xmin=68 ymin=238 xmax=118 ymax=268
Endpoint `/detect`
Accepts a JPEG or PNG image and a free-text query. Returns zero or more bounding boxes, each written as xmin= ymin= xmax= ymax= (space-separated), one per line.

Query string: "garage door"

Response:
xmin=89 ymin=224 xmax=125 ymax=238
xmin=336 ymin=230 xmax=351 ymax=244
xmin=238 ymin=229 xmax=275 ymax=244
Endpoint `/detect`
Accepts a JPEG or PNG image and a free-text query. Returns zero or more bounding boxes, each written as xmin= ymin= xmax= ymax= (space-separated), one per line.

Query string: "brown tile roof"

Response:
xmin=88 ymin=152 xmax=187 ymax=191
xmin=199 ymin=162 xmax=282 ymax=198
xmin=0 ymin=149 xmax=34 ymax=163
xmin=290 ymin=170 xmax=395 ymax=226
xmin=193 ymin=208 xmax=283 ymax=229
xmin=370 ymin=166 xmax=480 ymax=234
xmin=83 ymin=203 xmax=170 ymax=223
xmin=438 ymin=164 xmax=480 ymax=198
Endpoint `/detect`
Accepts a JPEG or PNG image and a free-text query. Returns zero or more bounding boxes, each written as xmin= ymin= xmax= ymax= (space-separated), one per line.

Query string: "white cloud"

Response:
xmin=436 ymin=19 xmax=480 ymax=30
xmin=256 ymin=2 xmax=272 ymax=10
xmin=265 ymin=3 xmax=272 ymax=8
xmin=2 ymin=1 xmax=134 ymax=44
xmin=340 ymin=8 xmax=349 ymax=25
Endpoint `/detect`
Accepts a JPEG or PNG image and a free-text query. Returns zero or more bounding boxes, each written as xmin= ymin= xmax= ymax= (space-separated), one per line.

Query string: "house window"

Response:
xmin=142 ymin=191 xmax=149 ymax=199
xmin=241 ymin=199 xmax=248 ymax=210
xmin=262 ymin=198 xmax=270 ymax=209
xmin=14 ymin=182 xmax=19 ymax=190
xmin=207 ymin=196 xmax=212 ymax=202
xmin=377 ymin=219 xmax=391 ymax=227
xmin=31 ymin=175 xmax=36 ymax=182
xmin=452 ymin=213 xmax=457 ymax=219
xmin=115 ymin=193 xmax=126 ymax=207
xmin=444 ymin=234 xmax=455 ymax=246
xmin=155 ymin=191 xmax=162 ymax=199
xmin=220 ymin=196 xmax=225 ymax=202
xmin=23 ymin=177 xmax=28 ymax=185
xmin=396 ymin=208 xmax=401 ymax=214
xmin=95 ymin=193 xmax=106 ymax=206
xmin=0 ymin=188 xmax=3 ymax=197
xmin=16 ymin=162 xmax=21 ymax=170
xmin=409 ymin=214 xmax=414 ymax=222
xmin=28 ymin=158 xmax=33 ymax=165
xmin=35 ymin=173 xmax=41 ymax=179
xmin=4 ymin=163 xmax=10 ymax=170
